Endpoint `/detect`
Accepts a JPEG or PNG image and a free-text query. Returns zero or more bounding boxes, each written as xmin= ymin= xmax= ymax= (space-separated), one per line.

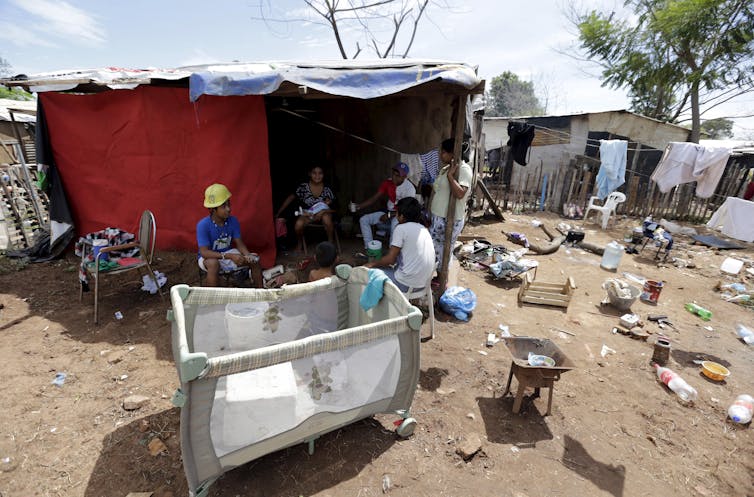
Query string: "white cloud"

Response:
xmin=12 ymin=0 xmax=106 ymax=45
xmin=0 ymin=22 xmax=57 ymax=48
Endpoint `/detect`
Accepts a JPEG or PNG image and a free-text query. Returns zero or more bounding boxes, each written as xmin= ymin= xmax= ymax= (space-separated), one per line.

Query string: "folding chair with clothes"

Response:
xmin=78 ymin=210 xmax=163 ymax=324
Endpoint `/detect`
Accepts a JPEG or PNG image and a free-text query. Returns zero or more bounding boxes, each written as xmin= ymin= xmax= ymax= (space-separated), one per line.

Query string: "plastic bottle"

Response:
xmin=654 ymin=364 xmax=698 ymax=402
xmin=735 ymin=324 xmax=754 ymax=345
xmin=684 ymin=302 xmax=712 ymax=321
xmin=727 ymin=394 xmax=754 ymax=424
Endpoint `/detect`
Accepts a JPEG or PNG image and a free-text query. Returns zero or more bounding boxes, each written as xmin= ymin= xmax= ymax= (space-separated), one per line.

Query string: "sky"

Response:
xmin=1 ymin=0 xmax=752 ymax=138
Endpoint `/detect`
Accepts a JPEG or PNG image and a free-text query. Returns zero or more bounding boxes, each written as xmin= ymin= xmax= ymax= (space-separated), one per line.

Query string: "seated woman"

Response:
xmin=275 ymin=165 xmax=336 ymax=253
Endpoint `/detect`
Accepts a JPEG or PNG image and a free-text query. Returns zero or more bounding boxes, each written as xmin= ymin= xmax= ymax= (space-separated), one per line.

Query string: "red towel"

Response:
xmin=117 ymin=257 xmax=142 ymax=266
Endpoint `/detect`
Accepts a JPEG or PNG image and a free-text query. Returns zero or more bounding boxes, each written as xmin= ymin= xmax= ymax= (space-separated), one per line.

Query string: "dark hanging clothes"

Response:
xmin=507 ymin=122 xmax=535 ymax=166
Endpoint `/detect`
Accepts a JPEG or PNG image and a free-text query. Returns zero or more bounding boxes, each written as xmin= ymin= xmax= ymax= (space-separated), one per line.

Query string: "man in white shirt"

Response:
xmin=365 ymin=197 xmax=435 ymax=291
xmin=353 ymin=162 xmax=417 ymax=249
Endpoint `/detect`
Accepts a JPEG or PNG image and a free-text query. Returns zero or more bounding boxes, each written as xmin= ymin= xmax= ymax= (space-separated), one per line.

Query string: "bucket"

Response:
xmin=92 ymin=239 xmax=109 ymax=261
xmin=640 ymin=280 xmax=664 ymax=304
xmin=366 ymin=240 xmax=382 ymax=260
xmin=225 ymin=302 xmax=269 ymax=351
xmin=600 ymin=241 xmax=624 ymax=271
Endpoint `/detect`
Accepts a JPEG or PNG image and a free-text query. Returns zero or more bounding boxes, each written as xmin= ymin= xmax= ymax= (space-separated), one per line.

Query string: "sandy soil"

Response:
xmin=1 ymin=211 xmax=753 ymax=497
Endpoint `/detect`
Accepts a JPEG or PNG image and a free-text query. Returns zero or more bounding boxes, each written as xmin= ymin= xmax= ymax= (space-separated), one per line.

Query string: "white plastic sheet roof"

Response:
xmin=0 ymin=98 xmax=36 ymax=122
xmin=6 ymin=60 xmax=480 ymax=101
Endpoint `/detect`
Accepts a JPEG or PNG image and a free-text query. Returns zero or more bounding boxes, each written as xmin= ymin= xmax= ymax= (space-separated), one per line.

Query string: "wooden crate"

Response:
xmin=518 ymin=272 xmax=575 ymax=308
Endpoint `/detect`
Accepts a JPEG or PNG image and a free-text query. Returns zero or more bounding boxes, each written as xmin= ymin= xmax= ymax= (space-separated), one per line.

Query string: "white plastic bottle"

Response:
xmin=735 ymin=324 xmax=754 ymax=345
xmin=654 ymin=364 xmax=698 ymax=402
xmin=727 ymin=394 xmax=754 ymax=424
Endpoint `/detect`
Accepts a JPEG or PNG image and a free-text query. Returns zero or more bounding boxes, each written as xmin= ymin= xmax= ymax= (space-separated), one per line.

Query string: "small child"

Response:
xmin=309 ymin=241 xmax=339 ymax=281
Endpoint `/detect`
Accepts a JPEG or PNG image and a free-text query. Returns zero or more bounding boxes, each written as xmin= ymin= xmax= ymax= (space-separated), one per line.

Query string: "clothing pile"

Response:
xmin=75 ymin=228 xmax=140 ymax=290
xmin=489 ymin=249 xmax=538 ymax=279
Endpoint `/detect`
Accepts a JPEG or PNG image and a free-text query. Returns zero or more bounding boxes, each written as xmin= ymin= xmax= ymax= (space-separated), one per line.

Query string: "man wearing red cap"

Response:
xmin=353 ymin=162 xmax=416 ymax=249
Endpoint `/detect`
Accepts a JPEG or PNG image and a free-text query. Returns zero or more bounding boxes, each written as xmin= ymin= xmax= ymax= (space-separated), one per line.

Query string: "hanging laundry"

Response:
xmin=650 ymin=142 xmax=731 ymax=198
xmin=596 ymin=140 xmax=628 ymax=200
xmin=507 ymin=122 xmax=535 ymax=166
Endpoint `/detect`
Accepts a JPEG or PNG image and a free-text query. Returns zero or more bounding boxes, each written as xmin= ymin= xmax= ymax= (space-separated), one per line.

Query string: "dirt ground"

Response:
xmin=1 ymin=211 xmax=753 ymax=497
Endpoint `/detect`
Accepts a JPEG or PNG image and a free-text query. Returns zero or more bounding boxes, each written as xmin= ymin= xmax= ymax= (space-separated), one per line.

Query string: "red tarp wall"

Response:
xmin=40 ymin=86 xmax=276 ymax=266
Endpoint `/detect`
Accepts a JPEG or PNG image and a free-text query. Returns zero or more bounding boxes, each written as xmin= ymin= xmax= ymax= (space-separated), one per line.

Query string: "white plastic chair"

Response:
xmin=584 ymin=191 xmax=626 ymax=229
xmin=404 ymin=276 xmax=435 ymax=340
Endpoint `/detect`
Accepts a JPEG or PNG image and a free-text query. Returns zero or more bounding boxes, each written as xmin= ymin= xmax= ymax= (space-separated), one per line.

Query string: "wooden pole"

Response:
xmin=438 ymin=95 xmax=467 ymax=291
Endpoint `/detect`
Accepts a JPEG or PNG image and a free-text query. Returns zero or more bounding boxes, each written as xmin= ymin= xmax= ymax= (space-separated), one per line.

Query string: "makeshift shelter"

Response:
xmin=2 ymin=61 xmax=484 ymax=266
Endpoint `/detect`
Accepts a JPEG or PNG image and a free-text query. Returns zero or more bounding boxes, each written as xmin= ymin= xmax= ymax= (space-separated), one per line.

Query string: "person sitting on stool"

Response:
xmin=197 ymin=183 xmax=263 ymax=287
xmin=353 ymin=162 xmax=415 ymax=249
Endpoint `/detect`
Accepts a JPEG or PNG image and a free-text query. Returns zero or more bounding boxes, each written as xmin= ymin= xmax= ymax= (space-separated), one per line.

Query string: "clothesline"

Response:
xmin=531 ymin=125 xmax=653 ymax=153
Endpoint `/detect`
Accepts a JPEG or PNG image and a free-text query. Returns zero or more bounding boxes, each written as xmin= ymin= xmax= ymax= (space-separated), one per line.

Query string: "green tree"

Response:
xmin=573 ymin=0 xmax=754 ymax=142
xmin=701 ymin=117 xmax=734 ymax=139
xmin=485 ymin=71 xmax=544 ymax=117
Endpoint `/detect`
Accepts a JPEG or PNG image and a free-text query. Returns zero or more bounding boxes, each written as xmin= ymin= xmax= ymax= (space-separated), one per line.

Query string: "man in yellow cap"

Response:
xmin=197 ymin=183 xmax=262 ymax=287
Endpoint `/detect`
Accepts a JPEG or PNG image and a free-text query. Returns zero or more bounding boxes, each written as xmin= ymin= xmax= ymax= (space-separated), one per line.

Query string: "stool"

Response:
xmin=503 ymin=361 xmax=562 ymax=415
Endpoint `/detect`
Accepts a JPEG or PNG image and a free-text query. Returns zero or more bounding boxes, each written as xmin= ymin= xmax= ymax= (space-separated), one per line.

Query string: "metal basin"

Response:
xmin=502 ymin=337 xmax=576 ymax=373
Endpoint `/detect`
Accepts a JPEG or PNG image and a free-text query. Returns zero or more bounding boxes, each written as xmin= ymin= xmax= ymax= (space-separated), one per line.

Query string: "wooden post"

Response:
xmin=438 ymin=95 xmax=467 ymax=291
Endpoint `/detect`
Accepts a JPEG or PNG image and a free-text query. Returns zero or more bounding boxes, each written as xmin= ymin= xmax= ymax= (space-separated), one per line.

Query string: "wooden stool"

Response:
xmin=503 ymin=361 xmax=562 ymax=416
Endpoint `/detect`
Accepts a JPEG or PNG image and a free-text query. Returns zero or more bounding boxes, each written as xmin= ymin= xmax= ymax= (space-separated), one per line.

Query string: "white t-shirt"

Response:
xmin=391 ymin=222 xmax=435 ymax=289
xmin=388 ymin=180 xmax=417 ymax=211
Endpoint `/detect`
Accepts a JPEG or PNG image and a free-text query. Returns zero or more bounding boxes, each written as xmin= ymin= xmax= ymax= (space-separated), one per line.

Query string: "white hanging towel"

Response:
xmin=596 ymin=140 xmax=628 ymax=199
xmin=650 ymin=142 xmax=731 ymax=198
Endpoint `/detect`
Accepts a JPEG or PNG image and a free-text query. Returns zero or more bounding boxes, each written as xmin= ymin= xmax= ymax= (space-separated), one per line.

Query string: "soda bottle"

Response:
xmin=727 ymin=394 xmax=754 ymax=424
xmin=735 ymin=324 xmax=754 ymax=345
xmin=653 ymin=363 xmax=698 ymax=402
xmin=684 ymin=302 xmax=712 ymax=321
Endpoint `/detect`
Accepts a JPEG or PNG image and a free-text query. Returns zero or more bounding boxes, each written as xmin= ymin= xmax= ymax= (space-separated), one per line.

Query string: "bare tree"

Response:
xmin=253 ymin=0 xmax=454 ymax=59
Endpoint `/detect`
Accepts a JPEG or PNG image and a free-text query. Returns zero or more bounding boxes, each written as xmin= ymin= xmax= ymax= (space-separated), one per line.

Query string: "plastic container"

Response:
xmin=720 ymin=257 xmax=744 ymax=275
xmin=700 ymin=361 xmax=730 ymax=382
xmin=685 ymin=302 xmax=712 ymax=321
xmin=654 ymin=364 xmax=698 ymax=402
xmin=92 ymin=239 xmax=109 ymax=261
xmin=600 ymin=241 xmax=624 ymax=271
xmin=366 ymin=240 xmax=382 ymax=261
xmin=727 ymin=394 xmax=754 ymax=424
xmin=735 ymin=324 xmax=754 ymax=345
xmin=619 ymin=313 xmax=640 ymax=329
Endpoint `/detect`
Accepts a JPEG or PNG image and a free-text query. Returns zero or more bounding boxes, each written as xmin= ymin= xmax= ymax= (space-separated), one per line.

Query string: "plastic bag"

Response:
xmin=439 ymin=286 xmax=477 ymax=321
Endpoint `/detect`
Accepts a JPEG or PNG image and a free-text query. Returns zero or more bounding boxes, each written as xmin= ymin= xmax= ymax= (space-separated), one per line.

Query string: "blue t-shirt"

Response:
xmin=196 ymin=215 xmax=241 ymax=256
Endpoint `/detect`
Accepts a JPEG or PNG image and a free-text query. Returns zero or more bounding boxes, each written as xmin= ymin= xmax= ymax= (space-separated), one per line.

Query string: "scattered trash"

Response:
xmin=510 ymin=446 xmax=520 ymax=454
xmin=381 ymin=474 xmax=392 ymax=494
xmin=439 ymin=286 xmax=477 ymax=321
xmin=600 ymin=344 xmax=616 ymax=358
xmin=735 ymin=324 xmax=754 ymax=345
xmin=703 ymin=325 xmax=714 ymax=332
xmin=114 ymin=311 xmax=124 ymax=320
xmin=640 ymin=280 xmax=664 ymax=304
xmin=528 ymin=353 xmax=555 ymax=367
xmin=654 ymin=364 xmax=698 ymax=402
xmin=619 ymin=313 xmax=640 ymax=329
xmin=720 ymin=257 xmax=744 ymax=275
xmin=685 ymin=302 xmax=712 ymax=321
xmin=622 ymin=272 xmax=647 ymax=286
xmin=140 ymin=271 xmax=167 ymax=294
xmin=498 ymin=324 xmax=511 ymax=337
xmin=600 ymin=241 xmax=624 ymax=271
xmin=51 ymin=372 xmax=67 ymax=387
xmin=478 ymin=350 xmax=488 ymax=356
xmin=700 ymin=361 xmax=730 ymax=382
xmin=486 ymin=333 xmax=499 ymax=347
xmin=651 ymin=336 xmax=671 ymax=366
xmin=727 ymin=394 xmax=754 ymax=424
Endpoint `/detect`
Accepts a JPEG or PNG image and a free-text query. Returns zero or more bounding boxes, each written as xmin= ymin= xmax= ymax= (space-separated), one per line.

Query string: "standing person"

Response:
xmin=429 ymin=138 xmax=473 ymax=274
xmin=275 ymin=165 xmax=336 ymax=253
xmin=197 ymin=183 xmax=263 ymax=287
xmin=354 ymin=162 xmax=416 ymax=249
xmin=365 ymin=197 xmax=435 ymax=292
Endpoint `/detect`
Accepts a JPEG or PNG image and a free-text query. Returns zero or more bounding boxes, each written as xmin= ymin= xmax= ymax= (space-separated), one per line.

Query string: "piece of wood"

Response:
xmin=477 ymin=179 xmax=505 ymax=221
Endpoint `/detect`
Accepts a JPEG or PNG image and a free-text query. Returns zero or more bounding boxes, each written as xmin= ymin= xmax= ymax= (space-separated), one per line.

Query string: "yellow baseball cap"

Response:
xmin=203 ymin=183 xmax=232 ymax=208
